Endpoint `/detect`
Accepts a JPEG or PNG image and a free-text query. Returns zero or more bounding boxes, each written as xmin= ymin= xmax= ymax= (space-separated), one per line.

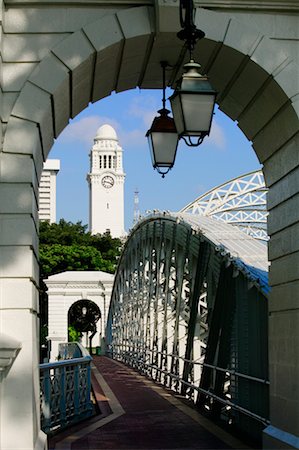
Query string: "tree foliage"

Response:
xmin=39 ymin=219 xmax=122 ymax=278
xmin=68 ymin=325 xmax=82 ymax=342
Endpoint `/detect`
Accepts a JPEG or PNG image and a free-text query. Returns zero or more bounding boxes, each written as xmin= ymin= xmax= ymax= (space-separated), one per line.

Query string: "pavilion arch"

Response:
xmin=0 ymin=3 xmax=298 ymax=450
xmin=45 ymin=271 xmax=114 ymax=362
xmin=68 ymin=299 xmax=101 ymax=346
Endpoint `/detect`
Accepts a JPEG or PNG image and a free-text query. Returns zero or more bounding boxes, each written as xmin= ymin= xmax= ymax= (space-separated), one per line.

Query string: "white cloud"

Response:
xmin=208 ymin=120 xmax=226 ymax=150
xmin=55 ymin=92 xmax=166 ymax=152
xmin=55 ymin=94 xmax=225 ymax=154
xmin=57 ymin=113 xmax=148 ymax=151
xmin=118 ymin=128 xmax=147 ymax=150
xmin=127 ymin=95 xmax=160 ymax=128
xmin=58 ymin=115 xmax=120 ymax=146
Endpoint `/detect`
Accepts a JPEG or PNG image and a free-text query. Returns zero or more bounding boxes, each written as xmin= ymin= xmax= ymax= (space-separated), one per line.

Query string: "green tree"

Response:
xmin=40 ymin=219 xmax=89 ymax=246
xmin=39 ymin=219 xmax=122 ymax=278
xmin=39 ymin=219 xmax=122 ymax=361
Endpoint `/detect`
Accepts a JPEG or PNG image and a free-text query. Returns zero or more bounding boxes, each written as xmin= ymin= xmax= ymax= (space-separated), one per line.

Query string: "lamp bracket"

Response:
xmin=178 ymin=0 xmax=205 ymax=55
xmin=155 ymin=167 xmax=171 ymax=178
xmin=160 ymin=61 xmax=170 ymax=110
xmin=181 ymin=134 xmax=207 ymax=147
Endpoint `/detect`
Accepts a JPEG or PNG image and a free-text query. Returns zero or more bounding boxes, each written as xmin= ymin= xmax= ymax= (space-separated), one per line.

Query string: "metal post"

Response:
xmin=59 ymin=365 xmax=67 ymax=428
xmin=181 ymin=240 xmax=210 ymax=395
xmin=74 ymin=364 xmax=80 ymax=418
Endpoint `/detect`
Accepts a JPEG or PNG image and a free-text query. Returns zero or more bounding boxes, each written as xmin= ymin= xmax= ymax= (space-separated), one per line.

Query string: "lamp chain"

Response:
xmin=161 ymin=61 xmax=167 ymax=110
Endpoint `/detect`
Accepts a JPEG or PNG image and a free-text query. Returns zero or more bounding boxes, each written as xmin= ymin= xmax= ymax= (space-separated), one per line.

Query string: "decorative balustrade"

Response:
xmin=40 ymin=343 xmax=93 ymax=434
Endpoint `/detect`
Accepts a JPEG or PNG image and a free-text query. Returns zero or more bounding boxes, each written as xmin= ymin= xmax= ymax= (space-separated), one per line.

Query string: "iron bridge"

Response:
xmin=107 ymin=212 xmax=269 ymax=442
xmin=180 ymin=170 xmax=268 ymax=242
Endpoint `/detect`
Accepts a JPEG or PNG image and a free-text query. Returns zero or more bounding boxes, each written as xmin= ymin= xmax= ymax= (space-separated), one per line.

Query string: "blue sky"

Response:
xmin=50 ymin=88 xmax=261 ymax=231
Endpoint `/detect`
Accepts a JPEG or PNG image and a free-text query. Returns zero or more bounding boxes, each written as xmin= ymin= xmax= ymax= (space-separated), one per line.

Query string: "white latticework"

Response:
xmin=180 ymin=170 xmax=268 ymax=242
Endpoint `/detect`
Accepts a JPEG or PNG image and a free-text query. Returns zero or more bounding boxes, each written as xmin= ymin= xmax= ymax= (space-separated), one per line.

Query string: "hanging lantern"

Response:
xmin=170 ymin=60 xmax=217 ymax=146
xmin=146 ymin=108 xmax=178 ymax=178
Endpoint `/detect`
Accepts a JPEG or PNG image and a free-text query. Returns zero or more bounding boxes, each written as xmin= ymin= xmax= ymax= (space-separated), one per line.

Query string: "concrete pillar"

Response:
xmin=262 ymin=134 xmax=299 ymax=449
xmin=0 ymin=237 xmax=47 ymax=450
xmin=0 ymin=122 xmax=47 ymax=449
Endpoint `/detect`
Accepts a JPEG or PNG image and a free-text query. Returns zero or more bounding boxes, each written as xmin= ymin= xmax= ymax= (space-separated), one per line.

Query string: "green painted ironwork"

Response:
xmin=107 ymin=213 xmax=269 ymax=443
xmin=40 ymin=344 xmax=93 ymax=434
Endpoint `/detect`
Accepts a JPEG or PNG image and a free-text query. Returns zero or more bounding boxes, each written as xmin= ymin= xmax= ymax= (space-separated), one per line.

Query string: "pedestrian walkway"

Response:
xmin=49 ymin=356 xmax=253 ymax=450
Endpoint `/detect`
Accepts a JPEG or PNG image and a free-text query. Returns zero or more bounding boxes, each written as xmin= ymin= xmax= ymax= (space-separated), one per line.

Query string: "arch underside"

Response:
xmin=3 ymin=5 xmax=298 ymax=174
xmin=107 ymin=214 xmax=269 ymax=440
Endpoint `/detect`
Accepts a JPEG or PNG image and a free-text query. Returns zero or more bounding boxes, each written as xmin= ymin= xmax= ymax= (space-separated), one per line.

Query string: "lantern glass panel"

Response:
xmin=180 ymin=92 xmax=215 ymax=135
xmin=148 ymin=132 xmax=178 ymax=167
xmin=170 ymin=95 xmax=185 ymax=136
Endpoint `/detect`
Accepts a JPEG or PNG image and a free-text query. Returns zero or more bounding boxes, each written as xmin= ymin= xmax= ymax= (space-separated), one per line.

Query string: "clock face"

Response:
xmin=101 ymin=175 xmax=114 ymax=188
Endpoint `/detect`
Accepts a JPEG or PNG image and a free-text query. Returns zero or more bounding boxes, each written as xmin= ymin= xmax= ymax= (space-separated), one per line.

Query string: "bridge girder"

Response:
xmin=180 ymin=170 xmax=269 ymax=241
xmin=107 ymin=214 xmax=269 ymax=440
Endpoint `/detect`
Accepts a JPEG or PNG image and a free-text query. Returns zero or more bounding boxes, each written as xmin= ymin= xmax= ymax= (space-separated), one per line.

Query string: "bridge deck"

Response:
xmin=49 ymin=356 xmax=252 ymax=450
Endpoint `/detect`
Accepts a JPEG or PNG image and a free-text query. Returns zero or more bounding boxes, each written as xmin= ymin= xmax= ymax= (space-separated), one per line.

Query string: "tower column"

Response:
xmin=87 ymin=124 xmax=125 ymax=238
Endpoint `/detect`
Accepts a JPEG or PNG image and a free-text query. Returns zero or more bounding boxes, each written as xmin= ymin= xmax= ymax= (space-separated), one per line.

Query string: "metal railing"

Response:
xmin=109 ymin=348 xmax=270 ymax=426
xmin=40 ymin=343 xmax=93 ymax=434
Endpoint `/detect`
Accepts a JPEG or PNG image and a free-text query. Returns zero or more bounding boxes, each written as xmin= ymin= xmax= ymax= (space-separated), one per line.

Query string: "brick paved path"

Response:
xmin=50 ymin=356 xmax=247 ymax=450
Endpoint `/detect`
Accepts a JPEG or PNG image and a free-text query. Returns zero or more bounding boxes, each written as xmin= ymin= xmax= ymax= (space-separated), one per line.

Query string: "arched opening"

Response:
xmin=1 ymin=4 xmax=298 ymax=449
xmin=50 ymin=89 xmax=260 ymax=230
xmin=68 ymin=299 xmax=101 ymax=353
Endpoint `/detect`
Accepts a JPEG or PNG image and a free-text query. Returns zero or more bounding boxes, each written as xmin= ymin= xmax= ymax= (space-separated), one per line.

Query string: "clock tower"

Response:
xmin=87 ymin=124 xmax=125 ymax=237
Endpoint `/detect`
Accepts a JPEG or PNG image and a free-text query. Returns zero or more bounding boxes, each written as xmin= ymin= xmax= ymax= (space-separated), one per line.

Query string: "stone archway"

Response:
xmin=0 ymin=3 xmax=298 ymax=449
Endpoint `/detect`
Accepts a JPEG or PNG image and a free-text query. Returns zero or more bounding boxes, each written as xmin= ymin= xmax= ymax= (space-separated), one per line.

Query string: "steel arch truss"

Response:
xmin=180 ymin=170 xmax=268 ymax=241
xmin=107 ymin=215 xmax=269 ymax=439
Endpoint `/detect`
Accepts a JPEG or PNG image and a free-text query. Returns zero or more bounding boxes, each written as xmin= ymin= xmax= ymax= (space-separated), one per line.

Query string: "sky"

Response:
xmin=49 ymin=88 xmax=261 ymax=232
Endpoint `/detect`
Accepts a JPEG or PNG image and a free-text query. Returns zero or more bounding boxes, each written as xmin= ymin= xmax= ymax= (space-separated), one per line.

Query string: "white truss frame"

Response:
xmin=107 ymin=214 xmax=270 ymax=433
xmin=180 ymin=170 xmax=268 ymax=241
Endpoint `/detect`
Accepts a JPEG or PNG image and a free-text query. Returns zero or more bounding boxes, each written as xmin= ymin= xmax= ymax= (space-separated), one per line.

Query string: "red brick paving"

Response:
xmin=69 ymin=356 xmax=232 ymax=449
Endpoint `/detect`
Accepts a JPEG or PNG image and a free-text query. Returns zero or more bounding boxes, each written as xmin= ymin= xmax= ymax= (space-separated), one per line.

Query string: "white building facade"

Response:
xmin=38 ymin=159 xmax=60 ymax=223
xmin=46 ymin=271 xmax=114 ymax=361
xmin=87 ymin=125 xmax=125 ymax=238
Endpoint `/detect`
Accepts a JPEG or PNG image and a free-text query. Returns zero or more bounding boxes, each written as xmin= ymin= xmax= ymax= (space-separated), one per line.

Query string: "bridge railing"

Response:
xmin=40 ymin=343 xmax=93 ymax=434
xmin=109 ymin=349 xmax=270 ymax=428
